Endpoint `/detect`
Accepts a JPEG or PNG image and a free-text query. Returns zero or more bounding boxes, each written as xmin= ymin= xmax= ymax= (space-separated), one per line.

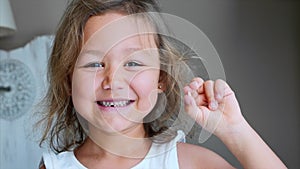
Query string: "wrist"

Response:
xmin=215 ymin=118 xmax=287 ymax=168
xmin=216 ymin=118 xmax=252 ymax=145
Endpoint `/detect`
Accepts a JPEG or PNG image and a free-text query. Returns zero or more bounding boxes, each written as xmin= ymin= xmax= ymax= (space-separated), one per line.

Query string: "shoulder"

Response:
xmin=39 ymin=165 xmax=46 ymax=169
xmin=42 ymin=151 xmax=71 ymax=162
xmin=41 ymin=151 xmax=85 ymax=169
xmin=177 ymin=142 xmax=235 ymax=169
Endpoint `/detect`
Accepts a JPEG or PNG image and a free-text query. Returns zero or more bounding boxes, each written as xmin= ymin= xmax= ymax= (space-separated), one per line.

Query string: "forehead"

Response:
xmin=83 ymin=12 xmax=157 ymax=52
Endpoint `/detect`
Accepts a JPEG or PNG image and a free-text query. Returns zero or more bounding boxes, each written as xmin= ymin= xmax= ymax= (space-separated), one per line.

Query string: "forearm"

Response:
xmin=219 ymin=120 xmax=287 ymax=169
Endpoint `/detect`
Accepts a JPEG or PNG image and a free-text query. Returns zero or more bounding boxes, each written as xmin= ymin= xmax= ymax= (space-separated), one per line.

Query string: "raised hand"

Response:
xmin=183 ymin=77 xmax=287 ymax=168
xmin=183 ymin=77 xmax=245 ymax=138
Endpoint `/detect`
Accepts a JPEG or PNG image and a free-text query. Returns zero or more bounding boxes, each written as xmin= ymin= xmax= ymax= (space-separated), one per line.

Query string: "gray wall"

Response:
xmin=0 ymin=0 xmax=299 ymax=168
xmin=161 ymin=1 xmax=300 ymax=168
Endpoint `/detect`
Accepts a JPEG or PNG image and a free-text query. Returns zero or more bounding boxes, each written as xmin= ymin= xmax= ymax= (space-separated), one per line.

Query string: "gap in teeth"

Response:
xmin=101 ymin=100 xmax=130 ymax=107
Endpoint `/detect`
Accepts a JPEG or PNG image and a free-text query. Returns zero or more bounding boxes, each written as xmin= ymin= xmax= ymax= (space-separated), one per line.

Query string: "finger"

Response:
xmin=186 ymin=81 xmax=201 ymax=98
xmin=189 ymin=78 xmax=205 ymax=98
xmin=214 ymin=79 xmax=226 ymax=102
xmin=184 ymin=85 xmax=199 ymax=98
xmin=184 ymin=93 xmax=203 ymax=124
xmin=194 ymin=94 xmax=208 ymax=106
xmin=189 ymin=77 xmax=204 ymax=90
xmin=184 ymin=93 xmax=217 ymax=128
xmin=193 ymin=77 xmax=204 ymax=94
xmin=183 ymin=85 xmax=192 ymax=94
xmin=185 ymin=85 xmax=208 ymax=106
xmin=204 ymin=80 xmax=218 ymax=110
xmin=189 ymin=80 xmax=200 ymax=90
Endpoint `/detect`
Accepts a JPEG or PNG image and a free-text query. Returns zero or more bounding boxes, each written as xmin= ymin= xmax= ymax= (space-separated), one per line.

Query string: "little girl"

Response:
xmin=38 ymin=0 xmax=286 ymax=168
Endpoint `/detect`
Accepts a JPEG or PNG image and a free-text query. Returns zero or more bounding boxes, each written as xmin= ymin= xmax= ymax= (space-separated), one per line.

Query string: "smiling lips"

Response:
xmin=97 ymin=100 xmax=134 ymax=107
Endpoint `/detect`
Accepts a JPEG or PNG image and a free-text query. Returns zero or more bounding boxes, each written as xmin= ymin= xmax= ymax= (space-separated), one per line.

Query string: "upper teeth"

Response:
xmin=99 ymin=100 xmax=131 ymax=107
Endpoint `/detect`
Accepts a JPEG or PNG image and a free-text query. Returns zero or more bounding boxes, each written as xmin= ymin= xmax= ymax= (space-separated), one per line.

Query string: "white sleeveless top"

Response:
xmin=42 ymin=130 xmax=185 ymax=169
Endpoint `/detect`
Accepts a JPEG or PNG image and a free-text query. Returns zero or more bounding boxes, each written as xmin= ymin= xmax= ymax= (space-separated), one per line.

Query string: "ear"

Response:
xmin=157 ymin=82 xmax=165 ymax=93
xmin=158 ymin=70 xmax=167 ymax=93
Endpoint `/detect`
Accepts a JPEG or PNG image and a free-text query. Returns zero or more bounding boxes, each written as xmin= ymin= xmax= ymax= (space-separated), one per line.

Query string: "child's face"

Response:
xmin=72 ymin=12 xmax=162 ymax=135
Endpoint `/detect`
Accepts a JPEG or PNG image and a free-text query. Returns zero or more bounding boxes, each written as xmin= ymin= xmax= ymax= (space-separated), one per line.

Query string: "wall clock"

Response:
xmin=0 ymin=59 xmax=36 ymax=121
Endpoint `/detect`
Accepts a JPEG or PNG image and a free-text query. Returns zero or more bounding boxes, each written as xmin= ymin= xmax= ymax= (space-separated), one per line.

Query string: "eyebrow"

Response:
xmin=80 ymin=49 xmax=105 ymax=57
xmin=79 ymin=45 xmax=158 ymax=60
xmin=81 ymin=47 xmax=145 ymax=56
xmin=126 ymin=47 xmax=144 ymax=53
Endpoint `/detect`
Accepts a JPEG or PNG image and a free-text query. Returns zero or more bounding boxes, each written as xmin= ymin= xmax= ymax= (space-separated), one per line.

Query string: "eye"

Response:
xmin=84 ymin=62 xmax=105 ymax=68
xmin=124 ymin=61 xmax=143 ymax=67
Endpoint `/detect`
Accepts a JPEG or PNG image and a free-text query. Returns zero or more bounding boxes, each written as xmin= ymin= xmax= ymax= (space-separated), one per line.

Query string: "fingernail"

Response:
xmin=216 ymin=94 xmax=222 ymax=100
xmin=210 ymin=100 xmax=218 ymax=110
xmin=191 ymin=81 xmax=199 ymax=88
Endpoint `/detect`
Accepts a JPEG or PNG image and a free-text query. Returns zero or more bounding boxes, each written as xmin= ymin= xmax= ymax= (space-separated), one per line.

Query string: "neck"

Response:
xmin=84 ymin=124 xmax=152 ymax=159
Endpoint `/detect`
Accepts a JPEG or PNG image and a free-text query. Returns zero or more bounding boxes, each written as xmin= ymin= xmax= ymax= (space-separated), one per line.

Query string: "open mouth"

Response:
xmin=97 ymin=100 xmax=134 ymax=107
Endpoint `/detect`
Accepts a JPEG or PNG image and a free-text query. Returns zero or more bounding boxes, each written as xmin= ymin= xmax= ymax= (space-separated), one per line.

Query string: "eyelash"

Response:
xmin=83 ymin=61 xmax=143 ymax=69
xmin=84 ymin=62 xmax=105 ymax=68
xmin=124 ymin=61 xmax=143 ymax=67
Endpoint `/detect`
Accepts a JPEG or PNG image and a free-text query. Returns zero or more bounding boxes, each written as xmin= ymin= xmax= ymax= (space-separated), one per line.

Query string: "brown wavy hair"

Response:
xmin=37 ymin=0 xmax=186 ymax=153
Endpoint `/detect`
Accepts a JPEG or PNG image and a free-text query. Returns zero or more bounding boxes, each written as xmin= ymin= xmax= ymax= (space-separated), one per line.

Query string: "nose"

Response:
xmin=100 ymin=64 xmax=124 ymax=91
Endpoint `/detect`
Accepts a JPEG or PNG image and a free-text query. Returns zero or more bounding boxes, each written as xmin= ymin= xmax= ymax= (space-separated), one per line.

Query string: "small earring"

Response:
xmin=158 ymin=84 xmax=162 ymax=89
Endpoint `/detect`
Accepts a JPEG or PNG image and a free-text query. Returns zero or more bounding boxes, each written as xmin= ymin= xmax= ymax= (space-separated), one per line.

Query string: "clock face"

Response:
xmin=0 ymin=59 xmax=36 ymax=121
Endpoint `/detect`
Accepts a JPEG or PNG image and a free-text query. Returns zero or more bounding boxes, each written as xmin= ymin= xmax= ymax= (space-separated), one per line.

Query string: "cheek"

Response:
xmin=131 ymin=69 xmax=160 ymax=111
xmin=72 ymin=71 xmax=95 ymax=115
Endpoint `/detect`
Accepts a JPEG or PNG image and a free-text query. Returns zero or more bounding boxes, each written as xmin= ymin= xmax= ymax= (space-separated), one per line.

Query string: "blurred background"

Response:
xmin=0 ymin=0 xmax=299 ymax=168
